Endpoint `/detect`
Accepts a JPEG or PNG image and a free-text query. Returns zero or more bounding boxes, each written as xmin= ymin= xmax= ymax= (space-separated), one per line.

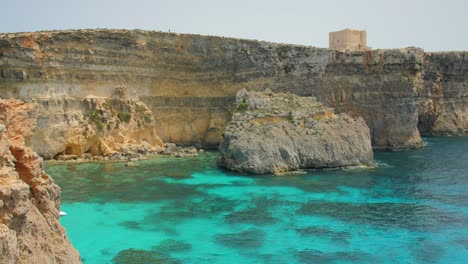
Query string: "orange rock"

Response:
xmin=0 ymin=99 xmax=37 ymax=146
xmin=0 ymin=99 xmax=81 ymax=264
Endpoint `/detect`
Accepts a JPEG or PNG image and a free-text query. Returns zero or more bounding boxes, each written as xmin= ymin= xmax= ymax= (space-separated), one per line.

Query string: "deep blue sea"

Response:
xmin=46 ymin=137 xmax=468 ymax=264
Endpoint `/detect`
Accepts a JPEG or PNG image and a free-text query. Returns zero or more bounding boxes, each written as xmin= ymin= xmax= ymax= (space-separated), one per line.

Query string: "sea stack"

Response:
xmin=218 ymin=89 xmax=373 ymax=174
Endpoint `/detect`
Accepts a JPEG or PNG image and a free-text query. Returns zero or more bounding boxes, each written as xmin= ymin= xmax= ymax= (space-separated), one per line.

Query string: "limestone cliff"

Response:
xmin=0 ymin=30 xmax=466 ymax=155
xmin=28 ymin=86 xmax=164 ymax=160
xmin=0 ymin=99 xmax=81 ymax=264
xmin=418 ymin=52 xmax=468 ymax=135
xmin=218 ymin=90 xmax=373 ymax=174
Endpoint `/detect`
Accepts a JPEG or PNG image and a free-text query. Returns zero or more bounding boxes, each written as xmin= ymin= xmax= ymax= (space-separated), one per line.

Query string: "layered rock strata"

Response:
xmin=30 ymin=86 xmax=165 ymax=160
xmin=218 ymin=90 xmax=373 ymax=174
xmin=418 ymin=52 xmax=468 ymax=135
xmin=0 ymin=30 xmax=466 ymax=154
xmin=0 ymin=99 xmax=81 ymax=264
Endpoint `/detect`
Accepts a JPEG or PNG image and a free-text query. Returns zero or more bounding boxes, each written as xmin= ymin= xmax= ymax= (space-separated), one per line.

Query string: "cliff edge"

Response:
xmin=218 ymin=89 xmax=373 ymax=174
xmin=0 ymin=30 xmax=466 ymax=154
xmin=0 ymin=99 xmax=81 ymax=264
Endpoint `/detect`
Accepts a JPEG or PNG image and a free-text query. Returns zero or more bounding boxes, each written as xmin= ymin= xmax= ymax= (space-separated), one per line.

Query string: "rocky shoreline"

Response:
xmin=49 ymin=143 xmax=201 ymax=164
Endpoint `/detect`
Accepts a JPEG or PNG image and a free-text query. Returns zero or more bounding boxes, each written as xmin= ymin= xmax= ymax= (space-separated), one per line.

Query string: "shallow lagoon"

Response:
xmin=47 ymin=137 xmax=468 ymax=264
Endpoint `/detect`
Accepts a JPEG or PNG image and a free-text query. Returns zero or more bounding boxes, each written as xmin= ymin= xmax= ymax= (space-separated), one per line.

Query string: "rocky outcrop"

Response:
xmin=0 ymin=30 xmax=466 ymax=152
xmin=218 ymin=90 xmax=373 ymax=174
xmin=0 ymin=99 xmax=81 ymax=264
xmin=29 ymin=86 xmax=165 ymax=159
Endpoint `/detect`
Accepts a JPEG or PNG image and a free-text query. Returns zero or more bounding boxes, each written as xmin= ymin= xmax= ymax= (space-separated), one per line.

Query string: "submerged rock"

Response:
xmin=113 ymin=248 xmax=181 ymax=264
xmin=218 ymin=89 xmax=373 ymax=174
xmin=153 ymin=239 xmax=192 ymax=253
xmin=125 ymin=161 xmax=140 ymax=167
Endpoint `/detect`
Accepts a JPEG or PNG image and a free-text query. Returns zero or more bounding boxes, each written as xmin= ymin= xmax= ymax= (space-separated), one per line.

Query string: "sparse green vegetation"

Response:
xmin=89 ymin=110 xmax=104 ymax=131
xmin=235 ymin=97 xmax=249 ymax=112
xmin=118 ymin=111 xmax=131 ymax=123
xmin=95 ymin=121 xmax=104 ymax=130
xmin=136 ymin=105 xmax=147 ymax=113
xmin=89 ymin=110 xmax=99 ymax=121
xmin=287 ymin=112 xmax=294 ymax=123
xmin=137 ymin=120 xmax=141 ymax=128
xmin=144 ymin=114 xmax=152 ymax=123
xmin=102 ymin=101 xmax=112 ymax=109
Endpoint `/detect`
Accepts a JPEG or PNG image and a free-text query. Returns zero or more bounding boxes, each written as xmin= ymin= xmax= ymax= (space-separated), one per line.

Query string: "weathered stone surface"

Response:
xmin=163 ymin=144 xmax=198 ymax=158
xmin=28 ymin=86 xmax=164 ymax=159
xmin=0 ymin=99 xmax=36 ymax=146
xmin=0 ymin=99 xmax=81 ymax=264
xmin=418 ymin=52 xmax=468 ymax=135
xmin=0 ymin=29 xmax=466 ymax=152
xmin=218 ymin=90 xmax=373 ymax=174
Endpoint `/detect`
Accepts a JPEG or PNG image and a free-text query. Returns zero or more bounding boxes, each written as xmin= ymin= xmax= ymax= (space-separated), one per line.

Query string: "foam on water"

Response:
xmin=47 ymin=137 xmax=468 ymax=264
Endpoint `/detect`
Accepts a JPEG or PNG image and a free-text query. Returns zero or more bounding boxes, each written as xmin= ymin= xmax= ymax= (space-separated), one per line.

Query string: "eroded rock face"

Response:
xmin=218 ymin=90 xmax=373 ymax=174
xmin=28 ymin=86 xmax=164 ymax=159
xmin=0 ymin=30 xmax=466 ymax=151
xmin=0 ymin=99 xmax=81 ymax=264
xmin=418 ymin=52 xmax=468 ymax=135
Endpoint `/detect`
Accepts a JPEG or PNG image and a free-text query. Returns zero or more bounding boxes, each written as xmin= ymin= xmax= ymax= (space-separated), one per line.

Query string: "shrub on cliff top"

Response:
xmin=118 ymin=111 xmax=131 ymax=123
xmin=235 ymin=97 xmax=249 ymax=113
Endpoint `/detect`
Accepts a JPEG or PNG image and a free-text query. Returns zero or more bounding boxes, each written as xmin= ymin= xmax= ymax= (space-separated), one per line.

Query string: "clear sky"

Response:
xmin=2 ymin=0 xmax=467 ymax=51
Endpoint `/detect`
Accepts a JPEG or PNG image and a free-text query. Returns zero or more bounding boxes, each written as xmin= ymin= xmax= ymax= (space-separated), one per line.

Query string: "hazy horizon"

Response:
xmin=2 ymin=0 xmax=467 ymax=51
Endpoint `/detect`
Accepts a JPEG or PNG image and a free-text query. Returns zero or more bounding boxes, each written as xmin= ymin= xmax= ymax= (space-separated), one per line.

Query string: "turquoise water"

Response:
xmin=46 ymin=137 xmax=468 ymax=264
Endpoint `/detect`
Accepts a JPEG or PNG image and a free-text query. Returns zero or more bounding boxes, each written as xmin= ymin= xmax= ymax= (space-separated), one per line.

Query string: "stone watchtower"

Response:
xmin=329 ymin=29 xmax=367 ymax=51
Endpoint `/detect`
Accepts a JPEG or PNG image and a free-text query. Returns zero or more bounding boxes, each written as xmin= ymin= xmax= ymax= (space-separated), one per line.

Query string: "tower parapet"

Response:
xmin=329 ymin=29 xmax=367 ymax=51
